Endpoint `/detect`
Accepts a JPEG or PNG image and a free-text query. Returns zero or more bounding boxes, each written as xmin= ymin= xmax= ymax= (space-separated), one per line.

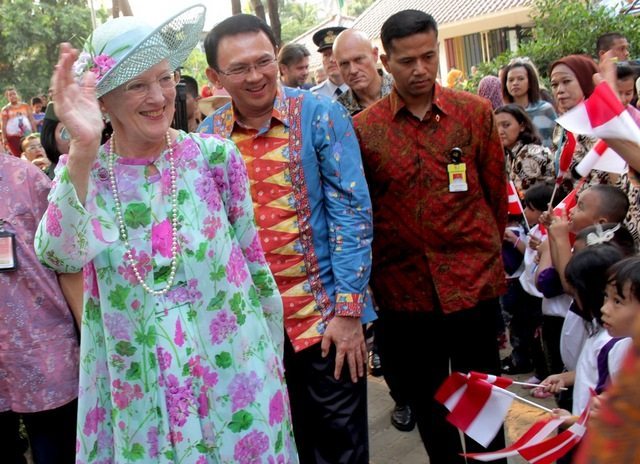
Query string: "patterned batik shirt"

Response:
xmin=354 ymin=85 xmax=507 ymax=314
xmin=507 ymin=140 xmax=555 ymax=194
xmin=199 ymin=84 xmax=375 ymax=351
xmin=338 ymin=72 xmax=395 ymax=115
xmin=0 ymin=154 xmax=79 ymax=413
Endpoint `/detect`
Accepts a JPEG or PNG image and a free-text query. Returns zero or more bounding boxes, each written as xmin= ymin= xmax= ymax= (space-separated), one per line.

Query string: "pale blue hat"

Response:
xmin=73 ymin=4 xmax=206 ymax=97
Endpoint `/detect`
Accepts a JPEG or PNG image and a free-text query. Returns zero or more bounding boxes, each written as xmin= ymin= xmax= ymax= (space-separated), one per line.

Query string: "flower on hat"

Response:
xmin=92 ymin=54 xmax=117 ymax=79
xmin=72 ymin=43 xmax=129 ymax=84
xmin=73 ymin=5 xmax=206 ymax=97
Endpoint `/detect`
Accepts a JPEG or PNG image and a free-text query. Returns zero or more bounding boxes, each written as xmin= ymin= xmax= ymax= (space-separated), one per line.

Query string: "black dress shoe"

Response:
xmin=390 ymin=404 xmax=415 ymax=432
xmin=368 ymin=351 xmax=383 ymax=377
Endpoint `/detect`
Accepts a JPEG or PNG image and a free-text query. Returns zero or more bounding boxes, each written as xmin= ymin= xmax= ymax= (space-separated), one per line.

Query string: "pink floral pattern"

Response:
xmin=34 ymin=133 xmax=296 ymax=462
xmin=0 ymin=155 xmax=79 ymax=415
xmin=151 ymin=218 xmax=173 ymax=258
xmin=269 ymin=390 xmax=285 ymax=426
xmin=91 ymin=54 xmax=117 ymax=79
xmin=209 ymin=309 xmax=238 ymax=344
xmin=226 ymin=244 xmax=249 ymax=286
xmin=45 ymin=203 xmax=62 ymax=237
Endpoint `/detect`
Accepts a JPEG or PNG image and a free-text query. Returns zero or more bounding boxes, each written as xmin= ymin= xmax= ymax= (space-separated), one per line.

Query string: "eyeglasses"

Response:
xmin=123 ymin=72 xmax=177 ymax=97
xmin=217 ymin=57 xmax=277 ymax=79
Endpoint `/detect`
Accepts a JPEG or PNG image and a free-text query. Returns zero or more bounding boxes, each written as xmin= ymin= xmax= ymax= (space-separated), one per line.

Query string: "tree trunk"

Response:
xmin=250 ymin=0 xmax=267 ymax=22
xmin=231 ymin=0 xmax=242 ymax=15
xmin=266 ymin=0 xmax=281 ymax=45
xmin=113 ymin=0 xmax=134 ymax=17
xmin=120 ymin=0 xmax=133 ymax=16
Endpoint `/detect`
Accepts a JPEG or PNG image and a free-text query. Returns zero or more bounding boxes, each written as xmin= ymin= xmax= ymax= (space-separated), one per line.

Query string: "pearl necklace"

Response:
xmin=107 ymin=131 xmax=179 ymax=296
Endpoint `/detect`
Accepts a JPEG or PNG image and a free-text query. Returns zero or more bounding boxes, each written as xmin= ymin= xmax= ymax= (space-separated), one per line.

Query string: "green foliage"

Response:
xmin=346 ymin=0 xmax=376 ymax=17
xmin=518 ymin=0 xmax=640 ymax=79
xmin=181 ymin=48 xmax=209 ymax=90
xmin=464 ymin=50 xmax=514 ymax=92
xmin=0 ymin=0 xmax=94 ymax=100
xmin=467 ymin=0 xmax=640 ymax=92
xmin=279 ymin=0 xmax=320 ymax=43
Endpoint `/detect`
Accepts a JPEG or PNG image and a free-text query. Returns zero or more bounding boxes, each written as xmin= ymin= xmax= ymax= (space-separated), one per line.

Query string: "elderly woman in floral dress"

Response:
xmin=35 ymin=5 xmax=297 ymax=463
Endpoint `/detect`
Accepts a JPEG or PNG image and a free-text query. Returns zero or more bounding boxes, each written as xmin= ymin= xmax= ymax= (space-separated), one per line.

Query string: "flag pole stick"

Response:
xmin=512 ymin=380 xmax=568 ymax=390
xmin=507 ymin=390 xmax=554 ymax=413
xmin=548 ymin=182 xmax=560 ymax=212
xmin=495 ymin=385 xmax=555 ymax=413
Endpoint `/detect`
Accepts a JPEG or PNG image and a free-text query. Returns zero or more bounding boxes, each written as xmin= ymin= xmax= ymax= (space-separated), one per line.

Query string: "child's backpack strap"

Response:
xmin=595 ymin=337 xmax=624 ymax=394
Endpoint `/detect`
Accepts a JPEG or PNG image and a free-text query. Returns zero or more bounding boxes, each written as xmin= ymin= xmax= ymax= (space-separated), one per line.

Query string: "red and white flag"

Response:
xmin=436 ymin=374 xmax=514 ymax=447
xmin=556 ymin=131 xmax=577 ymax=181
xmin=464 ymin=416 xmax=566 ymax=461
xmin=464 ymin=397 xmax=591 ymax=462
xmin=435 ymin=372 xmax=468 ymax=408
xmin=468 ymin=371 xmax=513 ymax=389
xmin=507 ymin=181 xmax=525 ymax=216
xmin=575 ymin=139 xmax=626 ymax=177
xmin=538 ymin=182 xmax=582 ymax=236
xmin=518 ymin=402 xmax=591 ymax=464
xmin=557 ymin=82 xmax=640 ymax=144
xmin=553 ymin=185 xmax=579 ymax=217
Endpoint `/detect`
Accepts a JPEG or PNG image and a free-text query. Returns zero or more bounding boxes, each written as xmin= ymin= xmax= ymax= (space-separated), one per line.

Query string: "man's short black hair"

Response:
xmin=204 ymin=14 xmax=277 ymax=70
xmin=278 ymin=43 xmax=310 ymax=67
xmin=380 ymin=9 xmax=438 ymax=56
xmin=596 ymin=32 xmax=626 ymax=54
xmin=31 ymin=96 xmax=43 ymax=106
xmin=180 ymin=75 xmax=199 ymax=98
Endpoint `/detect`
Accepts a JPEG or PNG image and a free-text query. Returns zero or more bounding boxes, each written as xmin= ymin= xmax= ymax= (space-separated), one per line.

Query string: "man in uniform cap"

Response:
xmin=310 ymin=26 xmax=349 ymax=98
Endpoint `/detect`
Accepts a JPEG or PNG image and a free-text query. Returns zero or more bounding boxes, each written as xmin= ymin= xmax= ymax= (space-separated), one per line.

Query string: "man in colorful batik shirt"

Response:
xmin=199 ymin=14 xmax=374 ymax=464
xmin=354 ymin=10 xmax=507 ymax=464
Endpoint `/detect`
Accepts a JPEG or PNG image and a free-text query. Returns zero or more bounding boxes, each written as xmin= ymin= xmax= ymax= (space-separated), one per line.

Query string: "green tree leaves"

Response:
xmin=468 ymin=0 xmax=640 ymax=90
xmin=519 ymin=0 xmax=640 ymax=79
xmin=280 ymin=0 xmax=320 ymax=43
xmin=0 ymin=0 xmax=95 ymax=100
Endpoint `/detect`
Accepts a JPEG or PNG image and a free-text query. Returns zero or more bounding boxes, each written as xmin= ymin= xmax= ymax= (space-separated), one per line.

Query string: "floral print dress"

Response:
xmin=35 ymin=132 xmax=298 ymax=463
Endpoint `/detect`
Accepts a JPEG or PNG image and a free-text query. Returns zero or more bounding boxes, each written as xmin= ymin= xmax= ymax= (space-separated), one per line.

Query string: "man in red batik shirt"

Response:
xmin=354 ymin=10 xmax=508 ymax=464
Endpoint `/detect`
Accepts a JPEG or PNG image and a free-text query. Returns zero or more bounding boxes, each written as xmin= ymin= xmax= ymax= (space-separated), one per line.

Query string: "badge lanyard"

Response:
xmin=447 ymin=147 xmax=468 ymax=192
xmin=0 ymin=219 xmax=18 ymax=272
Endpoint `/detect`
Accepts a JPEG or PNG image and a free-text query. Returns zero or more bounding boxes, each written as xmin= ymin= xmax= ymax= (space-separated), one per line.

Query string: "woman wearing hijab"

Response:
xmin=477 ymin=75 xmax=504 ymax=110
xmin=549 ymin=55 xmax=601 ymax=194
xmin=36 ymin=5 xmax=297 ymax=462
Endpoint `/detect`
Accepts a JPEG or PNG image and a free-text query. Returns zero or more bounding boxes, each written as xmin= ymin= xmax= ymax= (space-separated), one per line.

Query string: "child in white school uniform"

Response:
xmin=537 ymin=243 xmax=632 ymax=417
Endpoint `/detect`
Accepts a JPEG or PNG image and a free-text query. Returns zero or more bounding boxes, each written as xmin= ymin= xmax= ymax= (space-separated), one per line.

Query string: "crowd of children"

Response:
xmin=494 ymin=45 xmax=640 ymax=461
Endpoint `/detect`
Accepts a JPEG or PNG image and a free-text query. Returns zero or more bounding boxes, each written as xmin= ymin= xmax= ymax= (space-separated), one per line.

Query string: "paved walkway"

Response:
xmin=368 ymin=374 xmax=556 ymax=464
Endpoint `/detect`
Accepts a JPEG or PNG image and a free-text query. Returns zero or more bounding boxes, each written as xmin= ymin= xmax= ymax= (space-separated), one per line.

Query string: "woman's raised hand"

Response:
xmin=51 ymin=43 xmax=104 ymax=152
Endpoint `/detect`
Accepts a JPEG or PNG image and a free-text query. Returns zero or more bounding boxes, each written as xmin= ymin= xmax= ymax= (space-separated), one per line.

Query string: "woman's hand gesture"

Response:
xmin=51 ymin=43 xmax=104 ymax=152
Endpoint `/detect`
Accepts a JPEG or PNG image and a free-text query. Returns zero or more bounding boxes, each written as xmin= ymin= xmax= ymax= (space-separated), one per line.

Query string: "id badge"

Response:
xmin=447 ymin=163 xmax=468 ymax=192
xmin=0 ymin=230 xmax=18 ymax=272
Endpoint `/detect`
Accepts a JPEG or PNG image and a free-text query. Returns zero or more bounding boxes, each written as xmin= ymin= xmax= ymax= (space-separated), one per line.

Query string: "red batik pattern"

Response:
xmin=232 ymin=119 xmax=323 ymax=351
